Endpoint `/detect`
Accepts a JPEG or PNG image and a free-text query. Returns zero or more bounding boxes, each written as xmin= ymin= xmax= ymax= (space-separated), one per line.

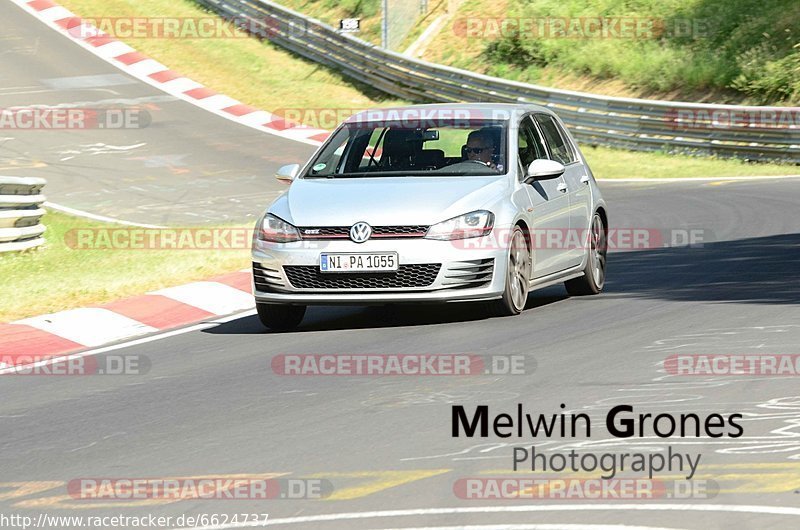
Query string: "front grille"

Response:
xmin=442 ymin=259 xmax=495 ymax=289
xmin=284 ymin=264 xmax=441 ymax=290
xmin=298 ymin=225 xmax=428 ymax=239
xmin=253 ymin=262 xmax=288 ymax=292
xmin=372 ymin=225 xmax=428 ymax=237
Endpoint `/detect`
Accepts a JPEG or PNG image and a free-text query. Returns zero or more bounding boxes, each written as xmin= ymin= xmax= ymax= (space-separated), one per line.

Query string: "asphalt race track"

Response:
xmin=2 ymin=0 xmax=800 ymax=529
xmin=1 ymin=178 xmax=800 ymax=529
xmin=0 ymin=0 xmax=312 ymax=225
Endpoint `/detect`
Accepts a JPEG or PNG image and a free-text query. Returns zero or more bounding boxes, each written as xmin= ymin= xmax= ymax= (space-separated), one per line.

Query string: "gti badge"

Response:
xmin=349 ymin=222 xmax=372 ymax=243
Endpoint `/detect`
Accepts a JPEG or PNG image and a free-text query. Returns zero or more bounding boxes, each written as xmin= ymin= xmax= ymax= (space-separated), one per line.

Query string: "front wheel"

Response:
xmin=256 ymin=303 xmax=306 ymax=331
xmin=565 ymin=212 xmax=606 ymax=295
xmin=491 ymin=226 xmax=531 ymax=316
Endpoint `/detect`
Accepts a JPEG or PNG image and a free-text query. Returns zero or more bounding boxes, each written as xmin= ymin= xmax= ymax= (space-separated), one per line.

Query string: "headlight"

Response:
xmin=425 ymin=210 xmax=494 ymax=240
xmin=256 ymin=214 xmax=301 ymax=243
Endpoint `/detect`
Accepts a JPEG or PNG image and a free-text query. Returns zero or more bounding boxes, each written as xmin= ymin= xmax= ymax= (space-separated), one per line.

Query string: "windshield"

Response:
xmin=303 ymin=119 xmax=509 ymax=178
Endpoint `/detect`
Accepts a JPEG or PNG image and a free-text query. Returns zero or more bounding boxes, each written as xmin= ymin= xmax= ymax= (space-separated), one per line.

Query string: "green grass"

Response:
xmin=583 ymin=146 xmax=798 ymax=179
xmin=58 ymin=0 xmax=404 ymax=112
xmin=0 ymin=212 xmax=250 ymax=322
xmin=424 ymin=0 xmax=800 ymax=104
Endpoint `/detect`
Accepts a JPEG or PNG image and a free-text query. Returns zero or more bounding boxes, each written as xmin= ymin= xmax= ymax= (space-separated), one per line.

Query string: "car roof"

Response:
xmin=346 ymin=103 xmax=555 ymax=124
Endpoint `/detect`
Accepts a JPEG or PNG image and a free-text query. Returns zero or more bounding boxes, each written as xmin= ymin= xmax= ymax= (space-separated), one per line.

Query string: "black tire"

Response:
xmin=491 ymin=226 xmax=531 ymax=316
xmin=565 ymin=212 xmax=607 ymax=296
xmin=256 ymin=303 xmax=306 ymax=331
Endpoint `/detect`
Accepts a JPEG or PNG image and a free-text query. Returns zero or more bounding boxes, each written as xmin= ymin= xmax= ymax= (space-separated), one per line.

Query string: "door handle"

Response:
xmin=580 ymin=175 xmax=590 ymax=185
xmin=557 ymin=182 xmax=568 ymax=193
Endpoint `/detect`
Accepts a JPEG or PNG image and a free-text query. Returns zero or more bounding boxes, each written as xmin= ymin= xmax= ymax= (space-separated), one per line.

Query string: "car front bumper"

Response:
xmin=252 ymin=237 xmax=507 ymax=305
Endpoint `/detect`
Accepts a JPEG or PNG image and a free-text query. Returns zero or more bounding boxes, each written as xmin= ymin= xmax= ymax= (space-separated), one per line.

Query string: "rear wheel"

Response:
xmin=491 ymin=226 xmax=531 ymax=316
xmin=565 ymin=212 xmax=606 ymax=295
xmin=256 ymin=303 xmax=306 ymax=331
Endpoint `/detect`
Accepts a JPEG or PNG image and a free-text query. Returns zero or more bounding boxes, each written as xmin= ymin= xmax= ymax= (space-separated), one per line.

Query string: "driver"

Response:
xmin=464 ymin=129 xmax=498 ymax=168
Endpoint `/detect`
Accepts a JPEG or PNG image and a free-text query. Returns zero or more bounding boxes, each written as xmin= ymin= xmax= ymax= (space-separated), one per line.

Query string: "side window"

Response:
xmin=518 ymin=116 xmax=547 ymax=169
xmin=534 ymin=114 xmax=575 ymax=165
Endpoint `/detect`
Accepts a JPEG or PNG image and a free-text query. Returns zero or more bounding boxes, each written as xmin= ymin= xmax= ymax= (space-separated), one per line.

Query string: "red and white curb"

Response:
xmin=10 ymin=0 xmax=331 ymax=146
xmin=0 ymin=271 xmax=255 ymax=368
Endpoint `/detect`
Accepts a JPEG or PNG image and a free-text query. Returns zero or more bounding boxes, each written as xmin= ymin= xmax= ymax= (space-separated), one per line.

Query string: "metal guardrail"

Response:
xmin=196 ymin=0 xmax=799 ymax=162
xmin=0 ymin=177 xmax=46 ymax=252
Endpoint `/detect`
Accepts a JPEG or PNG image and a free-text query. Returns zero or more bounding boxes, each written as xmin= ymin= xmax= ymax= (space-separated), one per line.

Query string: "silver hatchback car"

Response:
xmin=252 ymin=104 xmax=608 ymax=330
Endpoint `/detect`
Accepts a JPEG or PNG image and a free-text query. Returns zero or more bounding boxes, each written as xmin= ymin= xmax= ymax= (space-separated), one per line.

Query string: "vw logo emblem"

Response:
xmin=349 ymin=222 xmax=372 ymax=243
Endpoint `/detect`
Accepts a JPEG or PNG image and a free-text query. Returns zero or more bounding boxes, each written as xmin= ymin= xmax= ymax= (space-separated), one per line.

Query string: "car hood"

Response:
xmin=270 ymin=176 xmax=508 ymax=226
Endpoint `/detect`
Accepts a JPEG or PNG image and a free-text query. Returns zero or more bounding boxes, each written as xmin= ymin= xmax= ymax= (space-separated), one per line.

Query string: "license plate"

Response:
xmin=320 ymin=253 xmax=398 ymax=272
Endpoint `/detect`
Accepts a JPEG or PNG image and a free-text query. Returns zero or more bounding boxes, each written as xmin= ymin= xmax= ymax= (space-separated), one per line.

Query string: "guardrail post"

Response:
xmin=381 ymin=0 xmax=388 ymax=49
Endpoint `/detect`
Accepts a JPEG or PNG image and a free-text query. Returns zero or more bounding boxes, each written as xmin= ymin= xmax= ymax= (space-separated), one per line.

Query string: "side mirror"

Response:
xmin=275 ymin=163 xmax=300 ymax=184
xmin=526 ymin=159 xmax=565 ymax=182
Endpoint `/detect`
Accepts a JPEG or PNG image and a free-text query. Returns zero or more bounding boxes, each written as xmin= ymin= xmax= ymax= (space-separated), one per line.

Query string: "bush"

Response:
xmin=474 ymin=0 xmax=799 ymax=103
xmin=732 ymin=44 xmax=800 ymax=104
